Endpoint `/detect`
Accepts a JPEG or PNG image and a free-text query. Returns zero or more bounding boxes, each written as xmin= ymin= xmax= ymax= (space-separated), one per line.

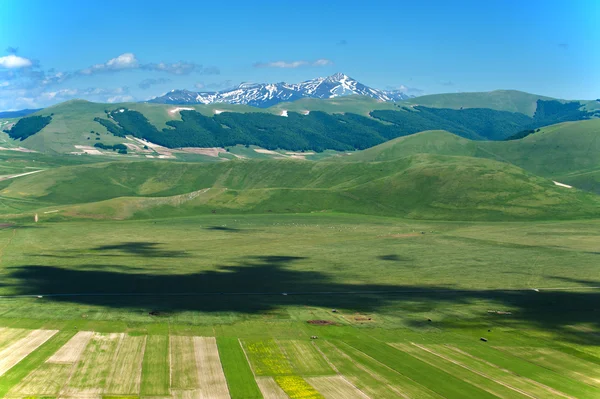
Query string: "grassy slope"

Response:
xmin=1 ymin=154 xmax=600 ymax=221
xmin=343 ymin=119 xmax=600 ymax=193
xmin=404 ymin=90 xmax=557 ymax=116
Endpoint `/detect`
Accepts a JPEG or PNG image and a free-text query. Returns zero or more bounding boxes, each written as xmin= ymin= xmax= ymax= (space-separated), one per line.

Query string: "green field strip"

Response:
xmin=555 ymin=345 xmax=600 ymax=367
xmin=242 ymin=339 xmax=294 ymax=376
xmin=497 ymin=347 xmax=600 ymax=389
xmin=342 ymin=339 xmax=498 ymax=399
xmin=169 ymin=335 xmax=199 ymax=389
xmin=62 ymin=332 xmax=123 ymax=395
xmin=391 ymin=343 xmax=531 ymax=399
xmin=314 ymin=340 xmax=414 ymax=399
xmin=424 ymin=344 xmax=572 ymax=398
xmin=274 ymin=376 xmax=324 ymax=399
xmin=216 ymin=337 xmax=263 ymax=399
xmin=455 ymin=344 xmax=600 ymax=398
xmin=140 ymin=335 xmax=170 ymax=396
xmin=0 ymin=330 xmax=75 ymax=398
xmin=106 ymin=335 xmax=146 ymax=395
xmin=277 ymin=340 xmax=335 ymax=376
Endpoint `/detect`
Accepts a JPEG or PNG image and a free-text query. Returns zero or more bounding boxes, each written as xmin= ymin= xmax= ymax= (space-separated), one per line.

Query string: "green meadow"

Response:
xmin=0 ymin=212 xmax=598 ymax=398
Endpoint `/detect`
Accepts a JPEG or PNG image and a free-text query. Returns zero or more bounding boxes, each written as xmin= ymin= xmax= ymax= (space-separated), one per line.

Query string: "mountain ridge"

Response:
xmin=147 ymin=72 xmax=413 ymax=107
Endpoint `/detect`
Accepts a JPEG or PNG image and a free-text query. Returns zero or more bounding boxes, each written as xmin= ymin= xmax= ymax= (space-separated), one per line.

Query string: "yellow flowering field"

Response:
xmin=242 ymin=339 xmax=294 ymax=376
xmin=274 ymin=376 xmax=325 ymax=399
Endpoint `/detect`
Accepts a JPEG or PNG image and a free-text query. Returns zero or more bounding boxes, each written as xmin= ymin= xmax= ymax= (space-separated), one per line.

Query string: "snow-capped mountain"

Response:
xmin=147 ymin=73 xmax=413 ymax=108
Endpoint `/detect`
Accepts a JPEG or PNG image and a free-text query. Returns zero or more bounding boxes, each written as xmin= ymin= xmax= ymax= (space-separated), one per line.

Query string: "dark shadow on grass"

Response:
xmin=0 ymin=223 xmax=44 ymax=230
xmin=204 ymin=226 xmax=243 ymax=232
xmin=92 ymin=242 xmax=189 ymax=258
xmin=30 ymin=241 xmax=190 ymax=259
xmin=377 ymin=254 xmax=411 ymax=262
xmin=3 ymin=256 xmax=600 ymax=345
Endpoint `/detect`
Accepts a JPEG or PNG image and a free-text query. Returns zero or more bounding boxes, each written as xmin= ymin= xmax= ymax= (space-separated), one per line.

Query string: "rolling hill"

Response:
xmin=342 ymin=119 xmax=600 ymax=194
xmin=403 ymin=90 xmax=556 ymax=116
xmin=2 ymin=94 xmax=595 ymax=156
xmin=2 ymin=154 xmax=599 ymax=222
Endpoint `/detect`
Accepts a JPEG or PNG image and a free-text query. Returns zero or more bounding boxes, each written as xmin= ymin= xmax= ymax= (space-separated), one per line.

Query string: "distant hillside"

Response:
xmin=342 ymin=119 xmax=600 ymax=194
xmin=406 ymin=90 xmax=557 ymax=116
xmin=0 ymin=109 xmax=42 ymax=119
xmin=5 ymin=95 xmax=595 ymax=155
xmin=2 ymin=155 xmax=599 ymax=222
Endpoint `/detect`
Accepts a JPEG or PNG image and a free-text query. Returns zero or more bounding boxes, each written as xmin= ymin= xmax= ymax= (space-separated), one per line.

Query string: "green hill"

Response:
xmin=405 ymin=90 xmax=558 ymax=116
xmin=2 ymin=154 xmax=599 ymax=221
xmin=342 ymin=119 xmax=600 ymax=194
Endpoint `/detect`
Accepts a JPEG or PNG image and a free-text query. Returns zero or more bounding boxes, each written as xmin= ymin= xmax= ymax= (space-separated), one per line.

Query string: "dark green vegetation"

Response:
xmin=93 ymin=116 xmax=126 ymax=137
xmin=4 ymin=115 xmax=52 ymax=141
xmin=94 ymin=142 xmax=128 ymax=153
xmin=93 ymin=99 xmax=593 ymax=151
xmin=2 ymin=154 xmax=600 ymax=221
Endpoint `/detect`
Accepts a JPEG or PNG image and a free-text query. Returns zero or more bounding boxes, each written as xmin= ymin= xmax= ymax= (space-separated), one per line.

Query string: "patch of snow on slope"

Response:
xmin=553 ymin=181 xmax=573 ymax=188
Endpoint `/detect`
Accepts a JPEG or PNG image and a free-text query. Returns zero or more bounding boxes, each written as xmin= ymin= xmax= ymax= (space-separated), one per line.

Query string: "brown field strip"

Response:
xmin=170 ymin=335 xmax=199 ymax=389
xmin=0 ymin=329 xmax=58 ymax=376
xmin=106 ymin=335 xmax=147 ymax=394
xmin=193 ymin=337 xmax=230 ymax=399
xmin=6 ymin=363 xmax=73 ymax=398
xmin=307 ymin=376 xmax=371 ymax=399
xmin=62 ymin=332 xmax=123 ymax=397
xmin=256 ymin=377 xmax=290 ymax=399
xmin=48 ymin=331 xmax=94 ymax=364
xmin=0 ymin=327 xmax=30 ymax=351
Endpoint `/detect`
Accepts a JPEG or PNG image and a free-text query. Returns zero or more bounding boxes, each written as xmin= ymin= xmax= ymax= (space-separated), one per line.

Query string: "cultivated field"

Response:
xmin=0 ymin=214 xmax=598 ymax=397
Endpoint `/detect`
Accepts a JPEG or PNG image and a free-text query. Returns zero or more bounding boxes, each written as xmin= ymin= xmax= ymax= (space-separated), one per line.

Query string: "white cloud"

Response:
xmin=41 ymin=88 xmax=78 ymax=100
xmin=107 ymin=95 xmax=134 ymax=103
xmin=106 ymin=53 xmax=138 ymax=69
xmin=253 ymin=59 xmax=333 ymax=68
xmin=80 ymin=53 xmax=139 ymax=75
xmin=78 ymin=53 xmax=217 ymax=76
xmin=312 ymin=59 xmax=333 ymax=66
xmin=0 ymin=55 xmax=33 ymax=69
xmin=0 ymin=81 xmax=9 ymax=87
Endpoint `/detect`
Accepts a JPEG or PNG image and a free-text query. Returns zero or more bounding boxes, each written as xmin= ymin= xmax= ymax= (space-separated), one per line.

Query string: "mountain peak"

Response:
xmin=328 ymin=72 xmax=349 ymax=81
xmin=148 ymin=74 xmax=414 ymax=107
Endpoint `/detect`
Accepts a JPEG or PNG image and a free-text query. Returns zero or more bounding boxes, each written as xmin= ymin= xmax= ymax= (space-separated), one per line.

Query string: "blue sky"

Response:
xmin=0 ymin=0 xmax=598 ymax=110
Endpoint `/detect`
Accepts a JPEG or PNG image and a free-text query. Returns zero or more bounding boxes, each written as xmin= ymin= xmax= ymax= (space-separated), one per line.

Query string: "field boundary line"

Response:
xmin=334 ymin=341 xmax=413 ymax=399
xmin=312 ymin=341 xmax=371 ymax=399
xmin=410 ymin=343 xmax=540 ymax=399
xmin=444 ymin=345 xmax=575 ymax=399
xmin=238 ymin=338 xmax=256 ymax=378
